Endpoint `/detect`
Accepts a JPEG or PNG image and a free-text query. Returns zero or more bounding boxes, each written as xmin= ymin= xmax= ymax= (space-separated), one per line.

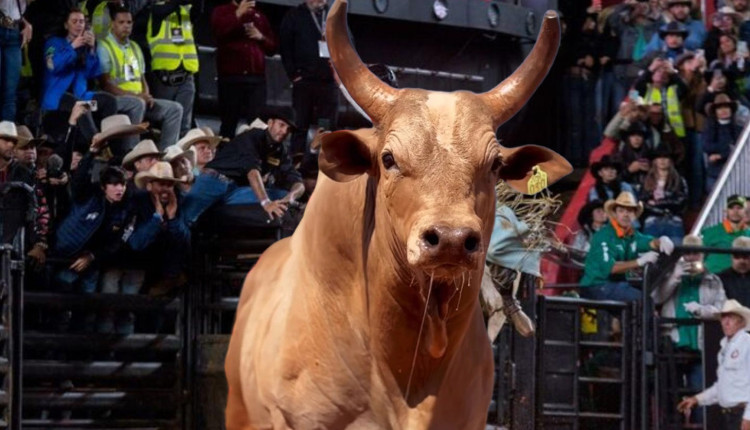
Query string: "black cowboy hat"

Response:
xmin=590 ymin=155 xmax=623 ymax=176
xmin=623 ymin=122 xmax=649 ymax=137
xmin=647 ymin=144 xmax=675 ymax=160
xmin=578 ymin=199 xmax=605 ymax=229
xmin=659 ymin=21 xmax=689 ymax=39
xmin=261 ymin=106 xmax=298 ymax=130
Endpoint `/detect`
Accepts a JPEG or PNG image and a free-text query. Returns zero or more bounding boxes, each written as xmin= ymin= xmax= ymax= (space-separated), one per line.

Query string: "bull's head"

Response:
xmin=320 ymin=0 xmax=571 ymax=279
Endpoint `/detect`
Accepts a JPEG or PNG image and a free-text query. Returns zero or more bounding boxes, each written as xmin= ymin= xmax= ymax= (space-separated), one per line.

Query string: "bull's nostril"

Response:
xmin=464 ymin=235 xmax=480 ymax=252
xmin=423 ymin=231 xmax=440 ymax=247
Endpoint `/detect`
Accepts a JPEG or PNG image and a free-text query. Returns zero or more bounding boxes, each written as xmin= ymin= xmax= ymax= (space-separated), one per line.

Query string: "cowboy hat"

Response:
xmin=15 ymin=125 xmax=48 ymax=150
xmin=604 ymin=191 xmax=644 ymax=218
xmin=682 ymin=234 xmax=703 ymax=246
xmin=706 ymin=93 xmax=739 ymax=117
xmin=260 ymin=106 xmax=298 ymax=130
xmin=122 ymin=140 xmax=164 ymax=169
xmin=177 ymin=127 xmax=224 ymax=150
xmin=163 ymin=144 xmax=197 ymax=168
xmin=0 ymin=121 xmax=20 ymax=143
xmin=713 ymin=299 xmax=750 ymax=330
xmin=659 ymin=21 xmax=689 ymax=38
xmin=578 ymin=199 xmax=605 ymax=229
xmin=647 ymin=145 xmax=675 ymax=160
xmin=134 ymin=161 xmax=186 ymax=189
xmin=715 ymin=6 xmax=744 ymax=24
xmin=92 ymin=114 xmax=148 ymax=146
xmin=590 ymin=155 xmax=623 ymax=176
xmin=666 ymin=0 xmax=692 ymax=7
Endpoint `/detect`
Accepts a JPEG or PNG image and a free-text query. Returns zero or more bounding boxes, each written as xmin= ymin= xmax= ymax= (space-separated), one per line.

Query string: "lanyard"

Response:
xmin=309 ymin=7 xmax=326 ymax=39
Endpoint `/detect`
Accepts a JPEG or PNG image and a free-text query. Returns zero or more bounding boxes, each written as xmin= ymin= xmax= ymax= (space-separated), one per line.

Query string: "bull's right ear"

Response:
xmin=319 ymin=128 xmax=377 ymax=182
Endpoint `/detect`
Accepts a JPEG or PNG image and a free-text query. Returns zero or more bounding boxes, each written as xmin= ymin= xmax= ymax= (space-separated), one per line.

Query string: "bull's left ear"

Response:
xmin=498 ymin=145 xmax=573 ymax=195
xmin=319 ymin=128 xmax=377 ymax=182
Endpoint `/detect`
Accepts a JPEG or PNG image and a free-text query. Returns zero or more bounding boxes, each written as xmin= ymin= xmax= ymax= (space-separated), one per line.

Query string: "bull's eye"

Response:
xmin=491 ymin=156 xmax=503 ymax=175
xmin=382 ymin=152 xmax=398 ymax=170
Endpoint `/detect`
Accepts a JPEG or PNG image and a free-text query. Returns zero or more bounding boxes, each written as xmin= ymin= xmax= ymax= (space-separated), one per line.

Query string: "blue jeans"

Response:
xmin=181 ymin=172 xmax=233 ymax=227
xmin=0 ymin=27 xmax=21 ymax=121
xmin=643 ymin=217 xmax=684 ymax=246
xmin=579 ymin=281 xmax=643 ymax=302
xmin=223 ymin=186 xmax=287 ymax=205
xmin=99 ymin=269 xmax=145 ymax=334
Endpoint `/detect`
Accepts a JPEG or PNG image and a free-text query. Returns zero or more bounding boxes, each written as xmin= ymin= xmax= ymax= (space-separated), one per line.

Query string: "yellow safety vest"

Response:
xmin=645 ymin=84 xmax=686 ymax=138
xmin=147 ymin=5 xmax=198 ymax=73
xmin=80 ymin=0 xmax=110 ymax=41
xmin=100 ymin=35 xmax=144 ymax=93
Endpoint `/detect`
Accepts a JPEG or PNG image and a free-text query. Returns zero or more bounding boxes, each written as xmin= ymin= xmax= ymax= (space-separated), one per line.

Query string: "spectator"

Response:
xmin=635 ymin=57 xmax=688 ymax=139
xmin=177 ymin=127 xmax=222 ymax=174
xmin=703 ymin=93 xmax=742 ymax=191
xmin=588 ymin=155 xmax=635 ymax=202
xmin=0 ymin=0 xmax=32 ymax=121
xmin=15 ymin=126 xmax=51 ymax=248
xmin=697 ymin=62 xmax=746 ymax=116
xmin=162 ymin=143 xmax=194 ymax=193
xmin=280 ymin=0 xmax=339 ymax=158
xmin=0 ymin=121 xmax=46 ymax=263
xmin=643 ymin=102 xmax=686 ymax=166
xmin=83 ymin=0 xmax=150 ymax=42
xmin=647 ymin=0 xmax=706 ymax=52
xmin=727 ymin=0 xmax=750 ymax=21
xmin=701 ymin=195 xmax=750 ymax=274
xmin=564 ymin=11 xmax=601 ymax=167
xmin=639 ymin=146 xmax=688 ymax=244
xmin=97 ymin=6 xmax=183 ymax=150
xmin=676 ymin=51 xmax=708 ymax=208
xmin=603 ymin=98 xmax=648 ymax=142
xmin=579 ymin=191 xmax=674 ymax=301
xmin=212 ymin=0 xmax=278 ymax=138
xmin=643 ymin=21 xmax=689 ymax=62
xmin=207 ymin=106 xmax=304 ymax=219
xmin=122 ymin=139 xmax=163 ymax=174
xmin=719 ymin=236 xmax=750 ymax=307
xmin=705 ymin=8 xmax=742 ymax=64
xmin=652 ymin=235 xmax=726 ymax=408
xmin=129 ymin=161 xmax=190 ymax=296
xmin=618 ymin=122 xmax=651 ymax=192
xmin=677 ymin=300 xmax=750 ymax=430
xmin=146 ymin=0 xmax=199 ymax=135
xmin=606 ymin=0 xmax=662 ymax=105
xmin=571 ymin=199 xmax=607 ymax=254
xmin=715 ymin=33 xmax=750 ymax=95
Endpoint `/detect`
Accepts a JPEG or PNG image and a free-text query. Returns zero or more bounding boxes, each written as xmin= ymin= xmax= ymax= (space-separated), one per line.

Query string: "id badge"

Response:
xmin=124 ymin=64 xmax=134 ymax=81
xmin=318 ymin=40 xmax=330 ymax=59
xmin=171 ymin=27 xmax=185 ymax=44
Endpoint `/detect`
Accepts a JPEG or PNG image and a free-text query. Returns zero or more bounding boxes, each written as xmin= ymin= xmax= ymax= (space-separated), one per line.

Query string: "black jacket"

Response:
xmin=279 ymin=3 xmax=334 ymax=83
xmin=719 ymin=268 xmax=750 ymax=308
xmin=207 ymin=128 xmax=303 ymax=190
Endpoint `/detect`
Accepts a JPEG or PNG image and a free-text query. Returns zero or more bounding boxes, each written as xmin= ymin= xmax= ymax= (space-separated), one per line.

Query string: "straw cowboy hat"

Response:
xmin=682 ymin=234 xmax=703 ymax=246
xmin=92 ymin=115 xmax=148 ymax=146
xmin=732 ymin=236 xmax=750 ymax=249
xmin=177 ymin=127 xmax=224 ymax=150
xmin=713 ymin=299 xmax=750 ymax=331
xmin=163 ymin=144 xmax=196 ymax=167
xmin=15 ymin=125 xmax=47 ymax=150
xmin=134 ymin=161 xmax=186 ymax=189
xmin=0 ymin=121 xmax=20 ymax=143
xmin=604 ymin=191 xmax=644 ymax=218
xmin=122 ymin=140 xmax=164 ymax=169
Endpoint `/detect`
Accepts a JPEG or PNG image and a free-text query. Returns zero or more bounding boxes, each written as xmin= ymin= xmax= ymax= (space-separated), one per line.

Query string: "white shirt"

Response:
xmin=696 ymin=330 xmax=750 ymax=420
xmin=0 ymin=0 xmax=25 ymax=21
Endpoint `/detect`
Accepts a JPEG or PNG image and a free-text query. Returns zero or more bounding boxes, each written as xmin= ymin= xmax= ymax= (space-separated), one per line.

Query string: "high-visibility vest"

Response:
xmin=645 ymin=84 xmax=686 ymax=138
xmin=146 ymin=5 xmax=198 ymax=73
xmin=100 ymin=35 xmax=144 ymax=93
xmin=80 ymin=0 xmax=111 ymax=41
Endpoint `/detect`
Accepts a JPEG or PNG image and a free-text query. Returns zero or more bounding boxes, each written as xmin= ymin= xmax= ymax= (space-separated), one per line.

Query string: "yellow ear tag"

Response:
xmin=527 ymin=165 xmax=547 ymax=195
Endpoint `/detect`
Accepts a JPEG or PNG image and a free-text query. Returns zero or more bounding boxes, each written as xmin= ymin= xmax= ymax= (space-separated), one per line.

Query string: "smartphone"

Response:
xmin=628 ymin=89 xmax=640 ymax=101
xmin=739 ymin=41 xmax=749 ymax=57
xmin=85 ymin=100 xmax=98 ymax=112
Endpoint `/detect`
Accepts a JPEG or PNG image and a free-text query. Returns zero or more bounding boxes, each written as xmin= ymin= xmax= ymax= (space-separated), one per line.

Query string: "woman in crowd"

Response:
xmin=715 ymin=34 xmax=750 ymax=95
xmin=618 ymin=122 xmax=651 ymax=194
xmin=702 ymin=93 xmax=742 ymax=191
xmin=639 ymin=146 xmax=688 ymax=245
xmin=571 ymin=199 xmax=608 ymax=254
xmin=588 ymin=155 xmax=635 ymax=202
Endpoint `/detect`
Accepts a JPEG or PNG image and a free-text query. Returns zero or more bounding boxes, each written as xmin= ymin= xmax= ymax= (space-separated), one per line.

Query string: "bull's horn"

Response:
xmin=327 ymin=0 xmax=398 ymax=123
xmin=479 ymin=11 xmax=560 ymax=129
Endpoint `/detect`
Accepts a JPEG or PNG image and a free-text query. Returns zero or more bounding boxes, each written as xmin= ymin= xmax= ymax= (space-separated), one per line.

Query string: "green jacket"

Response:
xmin=701 ymin=221 xmax=750 ymax=274
xmin=580 ymin=222 xmax=654 ymax=287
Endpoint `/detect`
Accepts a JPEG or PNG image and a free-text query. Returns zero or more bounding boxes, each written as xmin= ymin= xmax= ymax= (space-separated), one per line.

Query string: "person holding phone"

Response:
xmin=211 ymin=0 xmax=278 ymax=139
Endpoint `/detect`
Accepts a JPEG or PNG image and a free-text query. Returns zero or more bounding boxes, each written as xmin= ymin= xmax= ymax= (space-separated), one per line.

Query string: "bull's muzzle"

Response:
xmin=416 ymin=224 xmax=482 ymax=271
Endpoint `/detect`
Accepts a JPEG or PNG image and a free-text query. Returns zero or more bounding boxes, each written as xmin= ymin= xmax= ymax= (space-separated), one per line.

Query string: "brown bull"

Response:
xmin=225 ymin=1 xmax=570 ymax=428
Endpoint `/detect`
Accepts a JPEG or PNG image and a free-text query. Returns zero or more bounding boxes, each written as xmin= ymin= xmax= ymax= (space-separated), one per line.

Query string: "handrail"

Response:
xmin=691 ymin=118 xmax=750 ymax=234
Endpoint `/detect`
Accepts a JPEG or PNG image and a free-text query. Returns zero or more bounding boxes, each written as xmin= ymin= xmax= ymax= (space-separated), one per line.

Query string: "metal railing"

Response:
xmin=691 ymin=120 xmax=750 ymax=234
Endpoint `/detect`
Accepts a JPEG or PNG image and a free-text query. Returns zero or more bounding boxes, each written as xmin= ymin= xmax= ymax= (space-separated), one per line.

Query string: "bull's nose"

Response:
xmin=419 ymin=225 xmax=482 ymax=262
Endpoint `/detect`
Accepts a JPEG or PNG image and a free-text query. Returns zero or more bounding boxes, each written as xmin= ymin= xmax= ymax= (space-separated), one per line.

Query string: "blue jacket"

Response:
xmin=42 ymin=36 xmax=101 ymax=110
xmin=52 ymin=153 xmax=132 ymax=259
